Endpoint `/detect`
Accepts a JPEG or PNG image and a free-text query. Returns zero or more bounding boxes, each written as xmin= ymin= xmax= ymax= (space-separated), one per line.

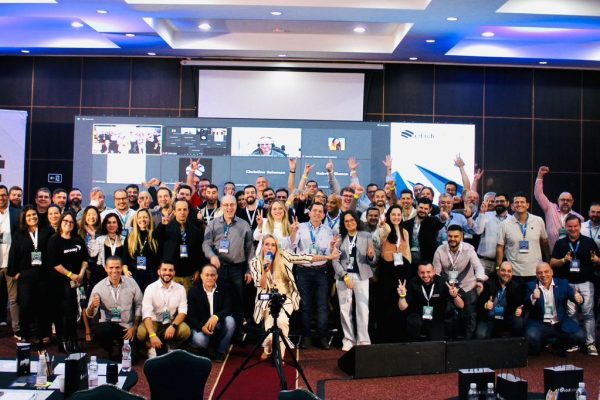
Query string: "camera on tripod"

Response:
xmin=258 ymin=289 xmax=287 ymax=318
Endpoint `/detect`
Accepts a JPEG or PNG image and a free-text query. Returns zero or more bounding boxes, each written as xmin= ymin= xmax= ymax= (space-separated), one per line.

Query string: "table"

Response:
xmin=0 ymin=356 xmax=138 ymax=399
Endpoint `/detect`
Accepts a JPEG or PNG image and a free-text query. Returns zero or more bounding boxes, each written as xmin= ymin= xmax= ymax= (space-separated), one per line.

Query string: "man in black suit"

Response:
xmin=402 ymin=197 xmax=446 ymax=266
xmin=0 ymin=185 xmax=21 ymax=333
xmin=187 ymin=264 xmax=235 ymax=362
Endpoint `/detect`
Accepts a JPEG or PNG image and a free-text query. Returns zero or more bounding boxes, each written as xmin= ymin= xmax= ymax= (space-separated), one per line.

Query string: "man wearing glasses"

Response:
xmin=101 ymin=189 xmax=136 ymax=234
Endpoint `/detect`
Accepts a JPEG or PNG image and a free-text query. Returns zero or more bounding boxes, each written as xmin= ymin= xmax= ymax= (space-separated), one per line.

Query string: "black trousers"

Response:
xmin=406 ymin=313 xmax=444 ymax=341
xmin=16 ymin=269 xmax=40 ymax=340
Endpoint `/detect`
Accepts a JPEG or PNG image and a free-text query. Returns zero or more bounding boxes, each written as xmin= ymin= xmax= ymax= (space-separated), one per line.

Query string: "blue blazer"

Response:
xmin=525 ymin=278 xmax=579 ymax=333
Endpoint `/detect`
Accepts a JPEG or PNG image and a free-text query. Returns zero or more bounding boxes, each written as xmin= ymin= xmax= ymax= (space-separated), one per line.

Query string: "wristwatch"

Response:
xmin=171 ymin=323 xmax=178 ymax=329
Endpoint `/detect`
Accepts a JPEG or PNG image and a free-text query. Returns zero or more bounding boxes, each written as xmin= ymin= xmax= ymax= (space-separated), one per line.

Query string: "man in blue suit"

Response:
xmin=524 ymin=262 xmax=585 ymax=356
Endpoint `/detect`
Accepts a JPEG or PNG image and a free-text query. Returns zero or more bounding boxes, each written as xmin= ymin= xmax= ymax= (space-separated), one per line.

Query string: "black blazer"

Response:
xmin=477 ymin=274 xmax=524 ymax=320
xmin=187 ymin=282 xmax=232 ymax=332
xmin=8 ymin=206 xmax=20 ymax=239
xmin=156 ymin=220 xmax=207 ymax=277
xmin=402 ymin=216 xmax=444 ymax=262
xmin=7 ymin=226 xmax=53 ymax=276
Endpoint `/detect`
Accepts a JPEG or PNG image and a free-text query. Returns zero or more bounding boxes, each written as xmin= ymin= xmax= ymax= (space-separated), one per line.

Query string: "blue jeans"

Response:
xmin=190 ymin=316 xmax=236 ymax=354
xmin=475 ymin=315 xmax=524 ymax=339
xmin=525 ymin=320 xmax=585 ymax=354
xmin=567 ymin=281 xmax=595 ymax=345
xmin=296 ymin=267 xmax=329 ymax=337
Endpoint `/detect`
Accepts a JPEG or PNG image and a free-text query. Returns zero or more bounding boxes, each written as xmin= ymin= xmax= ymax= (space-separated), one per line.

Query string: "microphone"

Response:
xmin=264 ymin=251 xmax=274 ymax=270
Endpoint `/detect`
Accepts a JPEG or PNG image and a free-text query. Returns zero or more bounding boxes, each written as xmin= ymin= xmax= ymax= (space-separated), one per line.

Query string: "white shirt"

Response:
xmin=253 ymin=219 xmax=295 ymax=254
xmin=141 ymin=279 xmax=188 ymax=321
xmin=101 ymin=208 xmax=136 ymax=230
xmin=581 ymin=220 xmax=600 ymax=248
xmin=538 ymin=280 xmax=558 ymax=324
xmin=204 ymin=284 xmax=216 ymax=316
xmin=0 ymin=208 xmax=11 ymax=269
xmin=294 ymin=222 xmax=333 ymax=267
xmin=474 ymin=211 xmax=508 ymax=258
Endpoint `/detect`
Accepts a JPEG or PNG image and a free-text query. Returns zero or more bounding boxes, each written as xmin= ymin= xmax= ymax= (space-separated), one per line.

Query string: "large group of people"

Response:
xmin=0 ymin=154 xmax=599 ymax=366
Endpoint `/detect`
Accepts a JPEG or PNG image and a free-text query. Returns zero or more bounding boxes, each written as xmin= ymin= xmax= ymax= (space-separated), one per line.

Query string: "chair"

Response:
xmin=278 ymin=388 xmax=322 ymax=400
xmin=143 ymin=349 xmax=212 ymax=400
xmin=70 ymin=384 xmax=146 ymax=400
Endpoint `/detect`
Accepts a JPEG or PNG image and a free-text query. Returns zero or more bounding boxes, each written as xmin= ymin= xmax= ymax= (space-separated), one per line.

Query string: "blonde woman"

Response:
xmin=250 ymin=234 xmax=339 ymax=361
xmin=123 ymin=208 xmax=161 ymax=292
xmin=253 ymin=200 xmax=297 ymax=252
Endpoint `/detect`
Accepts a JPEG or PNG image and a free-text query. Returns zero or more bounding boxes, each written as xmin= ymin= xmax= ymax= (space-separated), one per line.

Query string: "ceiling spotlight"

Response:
xmin=198 ymin=23 xmax=211 ymax=31
xmin=270 ymin=11 xmax=283 ymax=16
xmin=481 ymin=31 xmax=495 ymax=37
xmin=96 ymin=9 xmax=108 ymax=14
xmin=125 ymin=33 xmax=135 ymax=37
xmin=539 ymin=61 xmax=548 ymax=65
xmin=409 ymin=57 xmax=418 ymax=61
xmin=278 ymin=54 xmax=287 ymax=57
xmin=71 ymin=21 xmax=84 ymax=28
xmin=147 ymin=52 xmax=156 ymax=56
xmin=21 ymin=50 xmax=30 ymax=54
xmin=426 ymin=39 xmax=435 ymax=43
xmin=353 ymin=26 xmax=366 ymax=33
xmin=446 ymin=17 xmax=458 ymax=21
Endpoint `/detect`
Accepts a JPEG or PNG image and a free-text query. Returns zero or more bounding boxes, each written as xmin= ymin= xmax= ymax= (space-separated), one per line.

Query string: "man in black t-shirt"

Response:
xmin=550 ymin=215 xmax=600 ymax=356
xmin=398 ymin=263 xmax=463 ymax=341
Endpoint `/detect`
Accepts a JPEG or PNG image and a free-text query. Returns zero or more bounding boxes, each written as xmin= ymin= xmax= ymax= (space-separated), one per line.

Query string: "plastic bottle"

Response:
xmin=35 ymin=355 xmax=47 ymax=386
xmin=88 ymin=355 xmax=98 ymax=388
xmin=467 ymin=383 xmax=478 ymax=400
xmin=576 ymin=382 xmax=587 ymax=400
xmin=485 ymin=382 xmax=497 ymax=400
xmin=122 ymin=339 xmax=132 ymax=372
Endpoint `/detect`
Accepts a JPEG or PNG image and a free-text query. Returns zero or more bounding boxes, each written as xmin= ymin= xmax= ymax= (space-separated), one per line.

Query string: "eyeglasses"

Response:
xmin=115 ymin=197 xmax=127 ymax=201
xmin=62 ymin=220 xmax=75 ymax=225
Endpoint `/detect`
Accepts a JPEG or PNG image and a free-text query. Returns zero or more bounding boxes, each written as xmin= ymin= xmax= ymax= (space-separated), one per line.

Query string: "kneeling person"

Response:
xmin=398 ymin=263 xmax=464 ymax=341
xmin=86 ymin=256 xmax=143 ymax=359
xmin=187 ymin=264 xmax=235 ymax=362
xmin=137 ymin=263 xmax=191 ymax=358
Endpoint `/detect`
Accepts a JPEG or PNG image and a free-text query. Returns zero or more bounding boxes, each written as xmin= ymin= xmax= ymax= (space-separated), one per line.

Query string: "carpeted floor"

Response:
xmin=1 ymin=325 xmax=599 ymax=400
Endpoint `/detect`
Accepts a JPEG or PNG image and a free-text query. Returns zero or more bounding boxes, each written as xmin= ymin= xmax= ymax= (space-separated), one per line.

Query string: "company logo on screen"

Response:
xmin=400 ymin=129 xmax=435 ymax=139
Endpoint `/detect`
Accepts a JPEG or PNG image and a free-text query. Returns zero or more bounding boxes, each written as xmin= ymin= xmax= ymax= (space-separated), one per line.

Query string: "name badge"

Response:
xmin=464 ymin=233 xmax=473 ymax=239
xmin=393 ymin=252 xmax=404 ymax=266
xmin=544 ymin=303 xmax=554 ymax=320
xmin=448 ymin=270 xmax=459 ymax=285
xmin=309 ymin=244 xmax=319 ymax=255
xmin=410 ymin=237 xmax=420 ymax=252
xmin=161 ymin=310 xmax=172 ymax=325
xmin=218 ymin=239 xmax=230 ymax=254
xmin=110 ymin=308 xmax=122 ymax=323
xmin=519 ymin=240 xmax=529 ymax=253
xmin=180 ymin=244 xmax=188 ymax=258
xmin=441 ymin=232 xmax=448 ymax=245
xmin=31 ymin=251 xmax=42 ymax=266
xmin=494 ymin=306 xmax=505 ymax=320
xmin=558 ymin=228 xmax=567 ymax=239
xmin=348 ymin=257 xmax=355 ymax=269
xmin=136 ymin=256 xmax=147 ymax=270
xmin=570 ymin=259 xmax=581 ymax=272
xmin=422 ymin=305 xmax=434 ymax=320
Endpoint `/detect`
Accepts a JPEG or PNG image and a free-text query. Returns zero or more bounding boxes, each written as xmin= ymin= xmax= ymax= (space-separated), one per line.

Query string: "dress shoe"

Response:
xmin=319 ymin=337 xmax=331 ymax=350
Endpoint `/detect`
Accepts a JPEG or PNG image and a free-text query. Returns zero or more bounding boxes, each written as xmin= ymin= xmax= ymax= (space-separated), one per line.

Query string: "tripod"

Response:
xmin=215 ymin=296 xmax=314 ymax=399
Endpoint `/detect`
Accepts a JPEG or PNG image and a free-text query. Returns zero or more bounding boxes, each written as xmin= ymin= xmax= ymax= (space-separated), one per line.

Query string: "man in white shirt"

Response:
xmin=473 ymin=192 xmax=510 ymax=272
xmin=0 ymin=185 xmax=19 ymax=335
xmin=136 ymin=263 xmax=191 ymax=358
xmin=581 ymin=202 xmax=600 ymax=248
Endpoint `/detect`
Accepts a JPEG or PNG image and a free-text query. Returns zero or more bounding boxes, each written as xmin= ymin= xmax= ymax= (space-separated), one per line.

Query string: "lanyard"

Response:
xmin=309 ymin=224 xmax=321 ymax=244
xmin=110 ymin=283 xmax=122 ymax=307
xmin=117 ymin=210 xmax=129 ymax=227
xmin=29 ymin=229 xmax=38 ymax=251
xmin=107 ymin=236 xmax=118 ymax=256
xmin=395 ymin=227 xmax=402 ymax=250
xmin=516 ymin=214 xmax=529 ymax=239
xmin=180 ymin=227 xmax=187 ymax=244
xmin=348 ymin=234 xmax=357 ymax=250
xmin=447 ymin=243 xmax=463 ymax=270
xmin=223 ymin=222 xmax=232 ymax=238
xmin=421 ymin=283 xmax=435 ymax=306
xmin=138 ymin=238 xmax=148 ymax=253
xmin=444 ymin=215 xmax=454 ymax=230
xmin=204 ymin=207 xmax=217 ymax=222
xmin=327 ymin=213 xmax=340 ymax=230
xmin=589 ymin=223 xmax=600 ymax=239
xmin=245 ymin=207 xmax=258 ymax=226
xmin=159 ymin=285 xmax=171 ymax=312
xmin=496 ymin=287 xmax=506 ymax=304
xmin=568 ymin=240 xmax=580 ymax=256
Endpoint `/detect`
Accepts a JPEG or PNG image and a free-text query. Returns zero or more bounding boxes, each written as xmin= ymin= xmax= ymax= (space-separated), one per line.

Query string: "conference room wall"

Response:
xmin=0 ymin=56 xmax=598 ymax=216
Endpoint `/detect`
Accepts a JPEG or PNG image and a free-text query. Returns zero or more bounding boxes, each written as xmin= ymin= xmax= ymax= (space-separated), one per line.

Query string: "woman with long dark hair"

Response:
xmin=47 ymin=212 xmax=88 ymax=352
xmin=47 ymin=204 xmax=61 ymax=232
xmin=78 ymin=205 xmax=101 ymax=343
xmin=94 ymin=213 xmax=130 ymax=276
xmin=7 ymin=206 xmax=53 ymax=343
xmin=123 ymin=208 xmax=160 ymax=292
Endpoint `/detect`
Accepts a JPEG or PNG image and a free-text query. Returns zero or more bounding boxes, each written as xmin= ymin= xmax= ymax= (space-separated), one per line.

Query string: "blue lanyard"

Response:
xmin=444 ymin=215 xmax=454 ymax=229
xmin=223 ymin=223 xmax=231 ymax=238
xmin=568 ymin=240 xmax=580 ymax=256
xmin=516 ymin=214 xmax=529 ymax=239
xmin=327 ymin=213 xmax=340 ymax=230
xmin=496 ymin=287 xmax=506 ymax=304
xmin=309 ymin=224 xmax=321 ymax=244
xmin=589 ymin=224 xmax=600 ymax=239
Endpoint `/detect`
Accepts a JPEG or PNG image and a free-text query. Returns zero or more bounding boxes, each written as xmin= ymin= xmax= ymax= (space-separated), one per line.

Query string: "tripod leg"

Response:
xmin=281 ymin=332 xmax=315 ymax=394
xmin=271 ymin=326 xmax=288 ymax=390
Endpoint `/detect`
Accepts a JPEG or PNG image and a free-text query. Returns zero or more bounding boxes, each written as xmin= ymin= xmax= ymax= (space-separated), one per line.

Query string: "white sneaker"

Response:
xmin=147 ymin=347 xmax=157 ymax=359
xmin=586 ymin=343 xmax=598 ymax=356
xmin=566 ymin=345 xmax=580 ymax=353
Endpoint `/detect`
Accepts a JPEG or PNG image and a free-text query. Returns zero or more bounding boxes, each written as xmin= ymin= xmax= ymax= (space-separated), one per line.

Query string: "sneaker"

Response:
xmin=566 ymin=345 xmax=580 ymax=353
xmin=13 ymin=334 xmax=23 ymax=342
xmin=0 ymin=321 xmax=7 ymax=327
xmin=586 ymin=344 xmax=598 ymax=356
xmin=147 ymin=347 xmax=157 ymax=359
xmin=341 ymin=344 xmax=353 ymax=352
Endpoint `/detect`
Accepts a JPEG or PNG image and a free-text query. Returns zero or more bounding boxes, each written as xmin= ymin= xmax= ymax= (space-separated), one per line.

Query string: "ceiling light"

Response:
xmin=125 ymin=33 xmax=135 ymax=37
xmin=270 ymin=11 xmax=282 ymax=16
xmin=481 ymin=31 xmax=495 ymax=37
xmin=198 ymin=23 xmax=211 ymax=31
xmin=446 ymin=17 xmax=458 ymax=21
xmin=278 ymin=54 xmax=287 ymax=57
xmin=539 ymin=61 xmax=548 ymax=65
xmin=353 ymin=26 xmax=366 ymax=33
xmin=426 ymin=39 xmax=435 ymax=43
xmin=96 ymin=9 xmax=108 ymax=14
xmin=409 ymin=57 xmax=418 ymax=61
xmin=21 ymin=50 xmax=29 ymax=54
xmin=71 ymin=21 xmax=84 ymax=28
xmin=147 ymin=52 xmax=156 ymax=56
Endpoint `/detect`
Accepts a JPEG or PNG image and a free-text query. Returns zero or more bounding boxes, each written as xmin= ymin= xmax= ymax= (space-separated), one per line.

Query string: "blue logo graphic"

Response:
xmin=400 ymin=130 xmax=414 ymax=138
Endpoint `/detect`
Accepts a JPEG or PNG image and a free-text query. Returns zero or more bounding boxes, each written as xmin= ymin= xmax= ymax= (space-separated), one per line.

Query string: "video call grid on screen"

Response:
xmin=74 ymin=116 xmax=474 ymax=207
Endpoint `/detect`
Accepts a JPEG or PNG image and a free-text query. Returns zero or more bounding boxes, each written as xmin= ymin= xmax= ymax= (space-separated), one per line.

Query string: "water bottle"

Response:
xmin=467 ymin=383 xmax=478 ymax=400
xmin=122 ymin=339 xmax=132 ymax=372
xmin=576 ymin=382 xmax=587 ymax=400
xmin=88 ymin=355 xmax=98 ymax=388
xmin=35 ymin=355 xmax=47 ymax=386
xmin=485 ymin=382 xmax=497 ymax=400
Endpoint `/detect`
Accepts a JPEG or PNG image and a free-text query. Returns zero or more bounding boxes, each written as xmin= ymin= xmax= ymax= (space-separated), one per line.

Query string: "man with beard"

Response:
xmin=236 ymin=185 xmax=263 ymax=232
xmin=151 ymin=187 xmax=173 ymax=227
xmin=403 ymin=198 xmax=446 ymax=266
xmin=398 ymin=263 xmax=463 ymax=341
xmin=420 ymin=187 xmax=440 ymax=216
xmin=261 ymin=187 xmax=276 ymax=209
xmin=361 ymin=189 xmax=388 ymax=223
xmin=400 ymin=189 xmax=417 ymax=221
xmin=436 ymin=193 xmax=474 ymax=246
xmin=67 ymin=188 xmax=83 ymax=215
xmin=137 ymin=263 xmax=191 ymax=358
xmin=581 ymin=202 xmax=600 ymax=248
xmin=325 ymin=194 xmax=342 ymax=233
xmin=101 ymin=189 xmax=136 ymax=233
xmin=52 ymin=188 xmax=68 ymax=212
xmin=475 ymin=261 xmax=525 ymax=339
xmin=8 ymin=187 xmax=22 ymax=209
xmin=198 ymin=184 xmax=222 ymax=225
xmin=474 ymin=193 xmax=511 ymax=272
xmin=535 ymin=166 xmax=584 ymax=249
xmin=126 ymin=184 xmax=140 ymax=211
